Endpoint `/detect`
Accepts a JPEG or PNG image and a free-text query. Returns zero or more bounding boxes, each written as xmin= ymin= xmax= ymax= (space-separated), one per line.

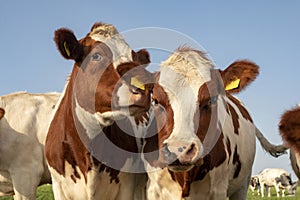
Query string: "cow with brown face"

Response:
xmin=45 ymin=22 xmax=153 ymax=200
xmin=279 ymin=106 xmax=300 ymax=179
xmin=143 ymin=46 xmax=285 ymax=200
xmin=279 ymin=106 xmax=300 ymax=153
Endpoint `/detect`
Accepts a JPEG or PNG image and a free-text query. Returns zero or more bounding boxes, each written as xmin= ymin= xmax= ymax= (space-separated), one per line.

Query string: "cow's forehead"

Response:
xmin=88 ymin=23 xmax=133 ymax=68
xmin=156 ymin=48 xmax=216 ymax=142
xmin=159 ymin=47 xmax=214 ymax=96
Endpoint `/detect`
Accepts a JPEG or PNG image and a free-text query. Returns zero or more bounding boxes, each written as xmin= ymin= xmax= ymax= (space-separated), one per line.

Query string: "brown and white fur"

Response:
xmin=45 ymin=22 xmax=153 ymax=200
xmin=279 ymin=106 xmax=300 ymax=180
xmin=142 ymin=46 xmax=286 ymax=200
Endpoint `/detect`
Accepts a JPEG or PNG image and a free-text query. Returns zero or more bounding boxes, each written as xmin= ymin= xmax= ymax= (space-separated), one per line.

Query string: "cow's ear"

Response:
xmin=54 ymin=28 xmax=84 ymax=62
xmin=132 ymin=49 xmax=150 ymax=65
xmin=220 ymin=60 xmax=259 ymax=94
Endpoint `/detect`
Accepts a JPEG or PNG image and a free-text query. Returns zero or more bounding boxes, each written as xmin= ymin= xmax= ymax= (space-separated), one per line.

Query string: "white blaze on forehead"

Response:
xmin=89 ymin=24 xmax=133 ymax=68
xmin=159 ymin=47 xmax=214 ymax=145
xmin=161 ymin=47 xmax=213 ymax=84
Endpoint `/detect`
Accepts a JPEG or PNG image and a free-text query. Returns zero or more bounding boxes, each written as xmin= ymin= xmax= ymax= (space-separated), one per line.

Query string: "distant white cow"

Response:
xmin=0 ymin=92 xmax=60 ymax=200
xmin=258 ymin=168 xmax=296 ymax=197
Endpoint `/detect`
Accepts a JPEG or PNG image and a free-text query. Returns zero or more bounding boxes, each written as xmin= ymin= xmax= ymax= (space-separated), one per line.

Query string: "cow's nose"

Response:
xmin=178 ymin=143 xmax=198 ymax=164
xmin=165 ymin=141 xmax=199 ymax=164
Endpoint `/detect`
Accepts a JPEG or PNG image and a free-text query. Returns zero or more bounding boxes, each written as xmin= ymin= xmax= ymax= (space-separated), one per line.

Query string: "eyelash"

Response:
xmin=153 ymin=98 xmax=159 ymax=105
xmin=208 ymin=96 xmax=218 ymax=106
xmin=92 ymin=52 xmax=102 ymax=61
xmin=201 ymin=96 xmax=218 ymax=110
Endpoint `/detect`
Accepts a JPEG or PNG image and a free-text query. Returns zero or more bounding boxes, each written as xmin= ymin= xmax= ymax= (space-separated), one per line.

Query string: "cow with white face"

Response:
xmin=45 ymin=23 xmax=153 ymax=200
xmin=143 ymin=46 xmax=286 ymax=200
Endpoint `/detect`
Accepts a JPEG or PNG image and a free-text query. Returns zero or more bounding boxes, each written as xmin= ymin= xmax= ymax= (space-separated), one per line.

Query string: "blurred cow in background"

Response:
xmin=249 ymin=175 xmax=260 ymax=195
xmin=258 ymin=168 xmax=297 ymax=197
xmin=279 ymin=105 xmax=300 ymax=180
xmin=0 ymin=92 xmax=60 ymax=200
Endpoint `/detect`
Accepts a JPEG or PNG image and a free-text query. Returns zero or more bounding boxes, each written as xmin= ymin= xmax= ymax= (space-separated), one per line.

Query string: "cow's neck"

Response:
xmin=46 ymin=69 xmax=93 ymax=180
xmin=47 ymin=69 xmax=131 ymax=184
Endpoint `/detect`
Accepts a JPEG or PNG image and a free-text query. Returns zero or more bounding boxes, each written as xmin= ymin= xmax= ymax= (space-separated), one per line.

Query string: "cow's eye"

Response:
xmin=130 ymin=86 xmax=140 ymax=95
xmin=92 ymin=52 xmax=102 ymax=61
xmin=201 ymin=96 xmax=218 ymax=110
xmin=152 ymin=98 xmax=159 ymax=106
xmin=208 ymin=96 xmax=218 ymax=106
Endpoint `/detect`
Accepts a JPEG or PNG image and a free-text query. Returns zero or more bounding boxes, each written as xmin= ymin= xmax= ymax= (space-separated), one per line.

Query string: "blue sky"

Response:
xmin=1 ymin=1 xmax=300 ymax=180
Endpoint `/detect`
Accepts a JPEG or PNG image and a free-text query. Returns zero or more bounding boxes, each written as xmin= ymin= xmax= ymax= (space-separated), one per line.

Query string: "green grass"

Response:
xmin=0 ymin=184 xmax=299 ymax=199
xmin=247 ymin=187 xmax=300 ymax=200
xmin=0 ymin=184 xmax=54 ymax=200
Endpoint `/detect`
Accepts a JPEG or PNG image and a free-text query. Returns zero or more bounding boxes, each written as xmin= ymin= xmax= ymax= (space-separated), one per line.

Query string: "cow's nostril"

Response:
xmin=187 ymin=143 xmax=196 ymax=155
xmin=163 ymin=144 xmax=179 ymax=164
xmin=164 ymin=145 xmax=171 ymax=156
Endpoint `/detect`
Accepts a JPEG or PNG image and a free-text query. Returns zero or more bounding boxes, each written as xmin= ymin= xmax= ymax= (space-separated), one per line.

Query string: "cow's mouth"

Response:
xmin=113 ymin=105 xmax=147 ymax=116
xmin=166 ymin=159 xmax=194 ymax=172
xmin=95 ymin=104 xmax=147 ymax=126
xmin=128 ymin=105 xmax=148 ymax=115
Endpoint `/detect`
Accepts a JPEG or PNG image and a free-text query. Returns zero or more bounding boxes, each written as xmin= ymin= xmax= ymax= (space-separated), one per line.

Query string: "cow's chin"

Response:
xmin=167 ymin=164 xmax=194 ymax=172
xmin=165 ymin=158 xmax=204 ymax=172
xmin=128 ymin=105 xmax=148 ymax=115
xmin=94 ymin=105 xmax=146 ymax=126
xmin=115 ymin=104 xmax=148 ymax=116
xmin=94 ymin=111 xmax=128 ymax=126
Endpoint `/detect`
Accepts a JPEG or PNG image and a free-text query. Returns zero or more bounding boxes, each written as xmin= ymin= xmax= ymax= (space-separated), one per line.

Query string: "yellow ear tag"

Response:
xmin=130 ymin=77 xmax=145 ymax=91
xmin=63 ymin=41 xmax=71 ymax=57
xmin=225 ymin=78 xmax=240 ymax=91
